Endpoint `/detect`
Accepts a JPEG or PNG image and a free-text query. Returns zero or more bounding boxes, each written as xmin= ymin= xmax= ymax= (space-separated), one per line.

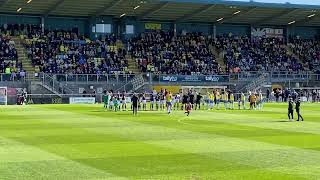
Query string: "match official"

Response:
xmin=288 ymin=98 xmax=294 ymax=121
xmin=296 ymin=98 xmax=304 ymax=121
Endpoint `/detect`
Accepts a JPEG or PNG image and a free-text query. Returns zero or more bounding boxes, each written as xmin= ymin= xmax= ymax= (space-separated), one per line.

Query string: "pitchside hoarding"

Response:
xmin=69 ymin=97 xmax=95 ymax=104
xmin=159 ymin=75 xmax=229 ymax=83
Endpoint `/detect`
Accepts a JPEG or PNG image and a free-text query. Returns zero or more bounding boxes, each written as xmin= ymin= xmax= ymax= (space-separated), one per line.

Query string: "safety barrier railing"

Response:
xmin=0 ymin=72 xmax=320 ymax=84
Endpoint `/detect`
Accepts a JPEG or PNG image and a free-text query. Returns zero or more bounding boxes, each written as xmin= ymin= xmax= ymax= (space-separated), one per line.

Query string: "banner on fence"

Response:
xmin=145 ymin=23 xmax=161 ymax=30
xmin=69 ymin=97 xmax=95 ymax=104
xmin=159 ymin=75 xmax=228 ymax=83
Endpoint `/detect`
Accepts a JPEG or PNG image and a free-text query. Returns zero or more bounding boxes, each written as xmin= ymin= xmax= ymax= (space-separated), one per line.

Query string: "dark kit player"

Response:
xmin=189 ymin=90 xmax=194 ymax=108
xmin=185 ymin=102 xmax=192 ymax=116
xmin=150 ymin=93 xmax=155 ymax=111
xmin=195 ymin=93 xmax=202 ymax=110
xmin=182 ymin=93 xmax=189 ymax=110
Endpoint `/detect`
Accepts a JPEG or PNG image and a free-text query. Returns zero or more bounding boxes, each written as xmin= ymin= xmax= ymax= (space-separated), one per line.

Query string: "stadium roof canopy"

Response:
xmin=0 ymin=0 xmax=319 ymax=26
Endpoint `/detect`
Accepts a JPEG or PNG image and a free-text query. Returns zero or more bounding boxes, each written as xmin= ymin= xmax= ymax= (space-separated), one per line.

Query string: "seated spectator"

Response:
xmin=129 ymin=30 xmax=222 ymax=75
xmin=289 ymin=37 xmax=320 ymax=73
xmin=0 ymin=34 xmax=23 ymax=80
xmin=215 ymin=34 xmax=305 ymax=73
xmin=24 ymin=30 xmax=128 ymax=74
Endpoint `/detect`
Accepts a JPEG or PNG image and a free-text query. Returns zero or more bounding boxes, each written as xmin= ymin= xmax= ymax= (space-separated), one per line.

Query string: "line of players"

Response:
xmin=102 ymin=89 xmax=265 ymax=112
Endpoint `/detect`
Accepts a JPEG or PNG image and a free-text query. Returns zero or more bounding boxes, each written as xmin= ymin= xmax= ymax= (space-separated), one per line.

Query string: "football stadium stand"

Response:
xmin=0 ymin=34 xmax=23 ymax=79
xmin=129 ymin=30 xmax=222 ymax=75
xmin=0 ymin=0 xmax=319 ymax=101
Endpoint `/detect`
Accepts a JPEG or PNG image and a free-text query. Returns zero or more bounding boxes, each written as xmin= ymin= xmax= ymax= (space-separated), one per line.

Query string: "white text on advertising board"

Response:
xmin=205 ymin=76 xmax=220 ymax=82
xmin=162 ymin=76 xmax=178 ymax=82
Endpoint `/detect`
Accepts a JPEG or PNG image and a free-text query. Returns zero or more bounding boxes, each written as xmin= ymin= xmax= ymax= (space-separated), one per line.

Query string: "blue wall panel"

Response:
xmin=0 ymin=15 xmax=40 ymax=25
xmin=0 ymin=14 xmax=319 ymax=40
xmin=288 ymin=26 xmax=320 ymax=39
xmin=45 ymin=17 xmax=88 ymax=35
xmin=177 ymin=23 xmax=211 ymax=35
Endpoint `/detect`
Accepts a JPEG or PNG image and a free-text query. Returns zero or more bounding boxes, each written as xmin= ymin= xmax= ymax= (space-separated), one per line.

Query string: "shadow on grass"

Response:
xmin=273 ymin=120 xmax=293 ymax=123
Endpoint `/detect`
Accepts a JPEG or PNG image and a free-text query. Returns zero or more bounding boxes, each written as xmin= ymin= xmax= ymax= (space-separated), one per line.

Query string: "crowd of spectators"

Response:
xmin=24 ymin=30 xmax=129 ymax=74
xmin=215 ymin=35 xmax=304 ymax=73
xmin=129 ymin=31 xmax=222 ymax=75
xmin=0 ymin=24 xmax=42 ymax=38
xmin=0 ymin=34 xmax=25 ymax=80
xmin=289 ymin=38 xmax=320 ymax=73
xmin=2 ymin=23 xmax=320 ymax=76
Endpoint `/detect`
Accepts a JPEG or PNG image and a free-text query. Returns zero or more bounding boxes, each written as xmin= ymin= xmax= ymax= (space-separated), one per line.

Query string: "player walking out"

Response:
xmin=103 ymin=91 xmax=110 ymax=109
xmin=166 ymin=92 xmax=173 ymax=114
xmin=150 ymin=93 xmax=155 ymax=111
xmin=215 ymin=90 xmax=221 ymax=110
xmin=142 ymin=93 xmax=147 ymax=111
xmin=257 ymin=91 xmax=263 ymax=110
xmin=241 ymin=92 xmax=246 ymax=110
xmin=249 ymin=93 xmax=257 ymax=110
xmin=229 ymin=93 xmax=235 ymax=109
xmin=174 ymin=94 xmax=180 ymax=110
xmin=121 ymin=92 xmax=127 ymax=111
xmin=113 ymin=96 xmax=119 ymax=112
xmin=296 ymin=98 xmax=304 ymax=121
xmin=189 ymin=90 xmax=195 ymax=109
xmin=160 ymin=91 xmax=165 ymax=111
xmin=195 ymin=93 xmax=202 ymax=110
xmin=182 ymin=93 xmax=188 ymax=110
xmin=156 ymin=93 xmax=161 ymax=111
xmin=222 ymin=92 xmax=228 ymax=110
xmin=288 ymin=98 xmax=294 ymax=121
xmin=185 ymin=102 xmax=192 ymax=116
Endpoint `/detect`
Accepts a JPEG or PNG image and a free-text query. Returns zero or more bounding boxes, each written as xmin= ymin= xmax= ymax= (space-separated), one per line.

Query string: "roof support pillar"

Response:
xmin=41 ymin=16 xmax=45 ymax=34
xmin=213 ymin=24 xmax=216 ymax=40
xmin=286 ymin=26 xmax=290 ymax=44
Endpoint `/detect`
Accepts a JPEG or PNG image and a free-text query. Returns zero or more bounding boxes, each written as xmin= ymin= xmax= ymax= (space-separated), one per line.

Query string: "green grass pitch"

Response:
xmin=0 ymin=103 xmax=320 ymax=180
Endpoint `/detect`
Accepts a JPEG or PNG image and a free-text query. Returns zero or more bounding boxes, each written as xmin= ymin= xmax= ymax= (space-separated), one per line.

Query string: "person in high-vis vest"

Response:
xmin=5 ymin=67 xmax=11 ymax=74
xmin=229 ymin=93 xmax=235 ymax=109
xmin=5 ymin=67 xmax=11 ymax=81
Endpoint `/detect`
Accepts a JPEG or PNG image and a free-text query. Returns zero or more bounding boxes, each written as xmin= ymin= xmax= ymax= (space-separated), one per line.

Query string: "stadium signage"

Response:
xmin=182 ymin=76 xmax=201 ymax=82
xmin=205 ymin=76 xmax=220 ymax=82
xmin=160 ymin=75 xmax=228 ymax=83
xmin=162 ymin=76 xmax=178 ymax=82
xmin=69 ymin=97 xmax=95 ymax=104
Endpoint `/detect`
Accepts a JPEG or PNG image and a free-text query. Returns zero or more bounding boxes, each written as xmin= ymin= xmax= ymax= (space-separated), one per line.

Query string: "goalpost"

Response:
xmin=0 ymin=87 xmax=8 ymax=105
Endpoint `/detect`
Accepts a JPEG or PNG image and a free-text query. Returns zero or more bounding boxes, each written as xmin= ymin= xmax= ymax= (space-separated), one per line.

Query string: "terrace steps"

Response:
xmin=11 ymin=36 xmax=34 ymax=74
xmin=210 ymin=45 xmax=227 ymax=73
xmin=286 ymin=45 xmax=310 ymax=70
xmin=127 ymin=55 xmax=141 ymax=74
